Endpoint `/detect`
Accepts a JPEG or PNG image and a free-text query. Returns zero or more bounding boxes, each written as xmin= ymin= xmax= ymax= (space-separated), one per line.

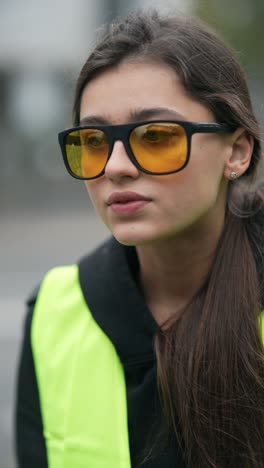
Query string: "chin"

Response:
xmin=110 ymin=224 xmax=169 ymax=247
xmin=109 ymin=226 xmax=152 ymax=246
xmin=112 ymin=234 xmax=146 ymax=247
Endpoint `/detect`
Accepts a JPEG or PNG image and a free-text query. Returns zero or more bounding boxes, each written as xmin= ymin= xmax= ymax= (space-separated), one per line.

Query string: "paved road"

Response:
xmin=1 ymin=209 xmax=108 ymax=468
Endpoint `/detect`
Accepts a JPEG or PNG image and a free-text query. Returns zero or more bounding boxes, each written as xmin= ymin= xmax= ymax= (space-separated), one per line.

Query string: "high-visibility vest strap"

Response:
xmin=31 ymin=265 xmax=131 ymax=468
xmin=260 ymin=311 xmax=264 ymax=340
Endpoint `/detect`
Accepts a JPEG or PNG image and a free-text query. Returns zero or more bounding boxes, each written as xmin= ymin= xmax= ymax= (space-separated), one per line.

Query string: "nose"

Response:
xmin=104 ymin=140 xmax=140 ymax=181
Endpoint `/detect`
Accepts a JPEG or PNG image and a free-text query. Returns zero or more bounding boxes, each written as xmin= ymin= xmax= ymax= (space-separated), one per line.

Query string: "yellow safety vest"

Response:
xmin=31 ymin=265 xmax=131 ymax=468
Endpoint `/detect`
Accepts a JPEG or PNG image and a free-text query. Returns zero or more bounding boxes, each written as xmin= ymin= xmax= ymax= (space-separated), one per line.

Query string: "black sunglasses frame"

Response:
xmin=58 ymin=120 xmax=234 ymax=180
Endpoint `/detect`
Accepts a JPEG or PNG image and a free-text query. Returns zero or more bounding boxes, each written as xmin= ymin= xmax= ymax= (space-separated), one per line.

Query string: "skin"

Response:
xmin=80 ymin=61 xmax=253 ymax=325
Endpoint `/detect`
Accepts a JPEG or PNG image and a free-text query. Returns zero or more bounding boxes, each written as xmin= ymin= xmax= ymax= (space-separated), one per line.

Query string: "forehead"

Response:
xmin=79 ymin=61 xmax=214 ymax=124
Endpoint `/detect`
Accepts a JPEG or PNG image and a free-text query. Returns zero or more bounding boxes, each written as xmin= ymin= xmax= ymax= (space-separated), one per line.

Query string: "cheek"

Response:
xmin=187 ymin=138 xmax=228 ymax=195
xmin=158 ymin=158 xmax=226 ymax=230
xmin=193 ymin=136 xmax=229 ymax=174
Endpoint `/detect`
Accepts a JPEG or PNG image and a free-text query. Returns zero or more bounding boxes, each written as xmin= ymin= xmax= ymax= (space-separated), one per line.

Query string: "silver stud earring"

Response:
xmin=230 ymin=171 xmax=238 ymax=180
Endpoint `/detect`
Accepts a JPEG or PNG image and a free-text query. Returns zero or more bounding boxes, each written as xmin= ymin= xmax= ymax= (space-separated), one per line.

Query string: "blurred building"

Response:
xmin=0 ymin=0 xmax=104 ymax=214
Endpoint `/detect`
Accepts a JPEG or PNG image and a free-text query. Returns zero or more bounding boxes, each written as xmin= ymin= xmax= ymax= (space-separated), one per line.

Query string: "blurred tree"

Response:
xmin=192 ymin=0 xmax=264 ymax=70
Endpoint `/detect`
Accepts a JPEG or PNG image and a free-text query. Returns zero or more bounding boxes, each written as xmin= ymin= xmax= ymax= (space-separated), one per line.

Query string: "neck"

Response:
xmin=136 ymin=212 xmax=225 ymax=326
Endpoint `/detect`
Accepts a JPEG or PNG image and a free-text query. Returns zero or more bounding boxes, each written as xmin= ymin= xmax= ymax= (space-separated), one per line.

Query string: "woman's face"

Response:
xmin=80 ymin=61 xmax=232 ymax=246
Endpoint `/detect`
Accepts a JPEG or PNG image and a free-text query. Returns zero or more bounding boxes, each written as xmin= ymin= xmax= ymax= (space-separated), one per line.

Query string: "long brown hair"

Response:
xmin=73 ymin=10 xmax=264 ymax=467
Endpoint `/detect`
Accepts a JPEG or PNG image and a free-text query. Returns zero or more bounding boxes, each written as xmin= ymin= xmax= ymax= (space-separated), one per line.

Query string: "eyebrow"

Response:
xmin=79 ymin=107 xmax=188 ymax=126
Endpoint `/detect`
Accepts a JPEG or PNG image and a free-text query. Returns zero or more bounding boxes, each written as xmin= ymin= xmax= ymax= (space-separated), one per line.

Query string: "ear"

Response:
xmin=224 ymin=128 xmax=254 ymax=180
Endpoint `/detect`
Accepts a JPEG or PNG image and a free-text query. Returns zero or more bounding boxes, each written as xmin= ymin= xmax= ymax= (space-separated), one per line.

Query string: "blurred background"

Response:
xmin=1 ymin=0 xmax=263 ymax=466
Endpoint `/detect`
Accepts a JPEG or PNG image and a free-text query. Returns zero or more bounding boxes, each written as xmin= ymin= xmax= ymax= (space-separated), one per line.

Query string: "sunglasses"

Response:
xmin=58 ymin=120 xmax=234 ymax=180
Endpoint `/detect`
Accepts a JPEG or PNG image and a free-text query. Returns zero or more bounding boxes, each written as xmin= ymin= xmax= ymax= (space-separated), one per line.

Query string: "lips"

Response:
xmin=107 ymin=191 xmax=150 ymax=205
xmin=106 ymin=191 xmax=151 ymax=215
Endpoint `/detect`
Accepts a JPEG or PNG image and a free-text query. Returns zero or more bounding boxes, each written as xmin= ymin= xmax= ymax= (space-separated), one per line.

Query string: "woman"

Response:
xmin=16 ymin=9 xmax=264 ymax=468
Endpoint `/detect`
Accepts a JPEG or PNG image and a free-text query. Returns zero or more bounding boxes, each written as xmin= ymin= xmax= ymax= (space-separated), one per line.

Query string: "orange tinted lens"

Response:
xmin=65 ymin=129 xmax=109 ymax=178
xmin=130 ymin=123 xmax=188 ymax=173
